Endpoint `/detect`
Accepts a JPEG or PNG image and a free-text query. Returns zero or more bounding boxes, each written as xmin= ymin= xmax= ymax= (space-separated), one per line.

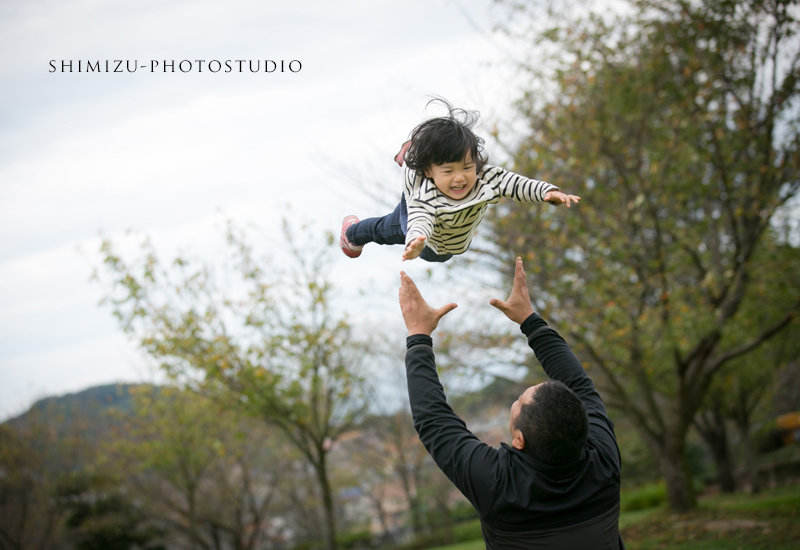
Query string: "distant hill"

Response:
xmin=3 ymin=382 xmax=152 ymax=442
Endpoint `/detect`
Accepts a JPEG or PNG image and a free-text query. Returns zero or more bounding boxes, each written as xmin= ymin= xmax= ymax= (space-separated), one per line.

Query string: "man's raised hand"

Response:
xmin=490 ymin=257 xmax=535 ymax=325
xmin=399 ymin=271 xmax=457 ymax=336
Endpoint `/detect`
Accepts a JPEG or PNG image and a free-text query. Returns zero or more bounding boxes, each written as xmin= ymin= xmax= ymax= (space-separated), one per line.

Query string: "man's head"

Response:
xmin=509 ymin=380 xmax=588 ymax=464
xmin=404 ymin=100 xmax=488 ymax=200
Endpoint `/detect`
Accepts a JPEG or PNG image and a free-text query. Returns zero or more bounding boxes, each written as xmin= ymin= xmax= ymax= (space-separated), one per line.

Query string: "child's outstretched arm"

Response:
xmin=543 ymin=190 xmax=581 ymax=207
xmin=402 ymin=235 xmax=426 ymax=261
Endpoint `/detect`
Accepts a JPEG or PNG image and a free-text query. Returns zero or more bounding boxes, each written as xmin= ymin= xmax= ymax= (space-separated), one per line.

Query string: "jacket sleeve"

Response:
xmin=405 ymin=335 xmax=501 ymax=514
xmin=403 ymin=167 xmax=435 ymax=247
xmin=486 ymin=167 xmax=560 ymax=203
xmin=521 ymin=314 xmax=621 ymax=469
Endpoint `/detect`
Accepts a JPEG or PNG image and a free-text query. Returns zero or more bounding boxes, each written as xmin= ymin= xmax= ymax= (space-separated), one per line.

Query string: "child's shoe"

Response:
xmin=394 ymin=140 xmax=411 ymax=166
xmin=340 ymin=215 xmax=364 ymax=258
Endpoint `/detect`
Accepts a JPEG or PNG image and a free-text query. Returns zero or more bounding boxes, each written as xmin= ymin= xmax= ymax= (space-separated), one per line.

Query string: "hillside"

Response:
xmin=3 ymin=382 xmax=149 ymax=443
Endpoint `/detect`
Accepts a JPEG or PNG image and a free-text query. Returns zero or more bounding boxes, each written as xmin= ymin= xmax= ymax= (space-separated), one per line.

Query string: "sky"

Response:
xmin=0 ymin=0 xmax=534 ymax=420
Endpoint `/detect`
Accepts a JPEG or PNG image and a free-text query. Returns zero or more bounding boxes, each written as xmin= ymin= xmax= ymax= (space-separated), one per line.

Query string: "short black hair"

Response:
xmin=514 ymin=380 xmax=589 ymax=464
xmin=404 ymin=99 xmax=488 ymax=174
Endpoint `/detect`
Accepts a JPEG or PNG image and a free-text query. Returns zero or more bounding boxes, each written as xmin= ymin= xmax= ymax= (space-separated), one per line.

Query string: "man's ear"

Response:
xmin=511 ymin=429 xmax=525 ymax=451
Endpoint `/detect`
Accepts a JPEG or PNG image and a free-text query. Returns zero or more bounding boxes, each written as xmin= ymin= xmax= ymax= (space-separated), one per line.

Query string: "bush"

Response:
xmin=392 ymin=519 xmax=484 ymax=550
xmin=337 ymin=530 xmax=373 ymax=550
xmin=620 ymin=481 xmax=667 ymax=512
xmin=450 ymin=500 xmax=479 ymax=523
xmin=452 ymin=519 xmax=483 ymax=542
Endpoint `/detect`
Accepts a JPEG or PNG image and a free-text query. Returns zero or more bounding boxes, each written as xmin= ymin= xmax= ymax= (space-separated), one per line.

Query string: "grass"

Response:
xmin=422 ymin=484 xmax=800 ymax=550
xmin=619 ymin=483 xmax=800 ymax=550
xmin=424 ymin=540 xmax=486 ymax=550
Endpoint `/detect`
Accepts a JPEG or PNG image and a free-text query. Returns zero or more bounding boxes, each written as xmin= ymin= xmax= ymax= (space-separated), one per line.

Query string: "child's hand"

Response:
xmin=544 ymin=190 xmax=581 ymax=207
xmin=402 ymin=236 xmax=426 ymax=261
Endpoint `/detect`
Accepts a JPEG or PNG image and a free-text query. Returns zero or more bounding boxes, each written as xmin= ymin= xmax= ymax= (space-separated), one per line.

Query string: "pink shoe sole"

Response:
xmin=341 ymin=215 xmax=363 ymax=258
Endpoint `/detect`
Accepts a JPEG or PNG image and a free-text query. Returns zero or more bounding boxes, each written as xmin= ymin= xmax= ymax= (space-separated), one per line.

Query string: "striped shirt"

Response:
xmin=403 ymin=165 xmax=560 ymax=255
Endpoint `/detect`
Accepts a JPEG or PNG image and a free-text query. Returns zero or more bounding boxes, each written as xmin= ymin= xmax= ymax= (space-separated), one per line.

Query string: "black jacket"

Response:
xmin=406 ymin=313 xmax=623 ymax=549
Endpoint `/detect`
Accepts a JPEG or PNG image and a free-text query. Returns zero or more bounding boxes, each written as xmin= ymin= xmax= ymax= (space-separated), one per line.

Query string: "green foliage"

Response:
xmin=104 ymin=385 xmax=289 ymax=550
xmin=423 ymin=541 xmax=486 ymax=550
xmin=96 ymin=223 xmax=369 ymax=550
xmin=58 ymin=472 xmax=165 ymax=550
xmin=620 ymin=483 xmax=800 ymax=549
xmin=621 ymin=481 xmax=668 ymax=512
xmin=452 ymin=519 xmax=484 ymax=542
xmin=705 ymin=483 xmax=800 ymax=513
xmin=391 ymin=519 xmax=484 ymax=550
xmin=336 ymin=529 xmax=374 ymax=549
xmin=98 ymin=224 xmax=369 ymax=452
xmin=0 ymin=423 xmax=58 ymax=548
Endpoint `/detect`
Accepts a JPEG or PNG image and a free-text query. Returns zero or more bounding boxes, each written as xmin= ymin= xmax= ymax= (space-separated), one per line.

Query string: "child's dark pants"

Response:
xmin=346 ymin=195 xmax=453 ymax=263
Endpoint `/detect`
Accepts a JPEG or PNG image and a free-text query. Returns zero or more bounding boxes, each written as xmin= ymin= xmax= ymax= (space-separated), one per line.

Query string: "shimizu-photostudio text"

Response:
xmin=48 ymin=59 xmax=302 ymax=73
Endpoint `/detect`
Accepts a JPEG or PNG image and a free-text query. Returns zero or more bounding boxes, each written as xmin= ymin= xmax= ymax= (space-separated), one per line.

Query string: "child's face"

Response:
xmin=423 ymin=150 xmax=478 ymax=200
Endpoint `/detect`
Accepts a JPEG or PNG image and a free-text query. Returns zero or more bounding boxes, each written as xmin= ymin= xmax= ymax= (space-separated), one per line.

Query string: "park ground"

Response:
xmin=425 ymin=483 xmax=800 ymax=550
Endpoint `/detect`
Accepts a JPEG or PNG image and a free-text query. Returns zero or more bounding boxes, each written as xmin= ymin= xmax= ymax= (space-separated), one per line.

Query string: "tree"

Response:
xmin=97 ymin=225 xmax=370 ymax=550
xmin=694 ymin=244 xmax=800 ymax=493
xmin=491 ymin=0 xmax=800 ymax=510
xmin=107 ymin=386 xmax=285 ymax=550
xmin=0 ymin=424 xmax=64 ymax=550
xmin=57 ymin=472 xmax=164 ymax=550
xmin=0 ymin=384 xmax=156 ymax=550
xmin=356 ymin=409 xmax=430 ymax=539
xmin=693 ymin=391 xmax=738 ymax=492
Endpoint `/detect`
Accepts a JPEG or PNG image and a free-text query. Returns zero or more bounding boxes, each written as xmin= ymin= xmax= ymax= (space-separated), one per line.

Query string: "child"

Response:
xmin=340 ymin=101 xmax=580 ymax=262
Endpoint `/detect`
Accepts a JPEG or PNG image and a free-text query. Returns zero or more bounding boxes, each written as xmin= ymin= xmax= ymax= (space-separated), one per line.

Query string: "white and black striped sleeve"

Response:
xmin=403 ymin=167 xmax=436 ymax=247
xmin=487 ymin=167 xmax=560 ymax=203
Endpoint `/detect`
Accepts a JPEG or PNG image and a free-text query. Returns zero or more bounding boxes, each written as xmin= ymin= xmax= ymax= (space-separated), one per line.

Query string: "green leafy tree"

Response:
xmin=694 ymin=243 xmax=800 ymax=493
xmin=0 ymin=424 xmax=64 ymax=550
xmin=58 ymin=472 xmax=164 ymax=550
xmin=0 ymin=384 xmax=152 ymax=550
xmin=106 ymin=386 xmax=285 ymax=550
xmin=97 ymin=225 xmax=370 ymax=550
xmin=491 ymin=0 xmax=800 ymax=510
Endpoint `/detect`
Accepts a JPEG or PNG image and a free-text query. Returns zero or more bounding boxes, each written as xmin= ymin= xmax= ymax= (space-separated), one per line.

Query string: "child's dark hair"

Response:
xmin=404 ymin=99 xmax=488 ymax=174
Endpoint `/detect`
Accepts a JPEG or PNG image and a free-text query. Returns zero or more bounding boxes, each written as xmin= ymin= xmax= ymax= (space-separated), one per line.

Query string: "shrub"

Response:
xmin=453 ymin=519 xmax=483 ymax=542
xmin=620 ymin=481 xmax=667 ymax=512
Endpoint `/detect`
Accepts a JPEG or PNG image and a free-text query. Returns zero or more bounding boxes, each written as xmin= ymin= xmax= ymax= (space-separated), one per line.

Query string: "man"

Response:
xmin=398 ymin=257 xmax=624 ymax=549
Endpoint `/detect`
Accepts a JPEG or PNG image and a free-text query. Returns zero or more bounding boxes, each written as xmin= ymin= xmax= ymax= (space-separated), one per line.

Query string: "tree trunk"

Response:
xmin=408 ymin=493 xmax=424 ymax=536
xmin=398 ymin=467 xmax=423 ymax=536
xmin=706 ymin=436 xmax=737 ymax=493
xmin=434 ymin=492 xmax=454 ymax=546
xmin=369 ymin=489 xmax=390 ymax=539
xmin=658 ymin=437 xmax=696 ymax=511
xmin=734 ymin=421 xmax=761 ymax=494
xmin=187 ymin=483 xmax=201 ymax=550
xmin=315 ymin=453 xmax=338 ymax=550
xmin=694 ymin=409 xmax=737 ymax=492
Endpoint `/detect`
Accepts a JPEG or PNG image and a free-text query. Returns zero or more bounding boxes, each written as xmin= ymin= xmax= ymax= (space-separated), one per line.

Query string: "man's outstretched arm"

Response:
xmin=400 ymin=272 xmax=500 ymax=513
xmin=490 ymin=258 xmax=607 ymax=417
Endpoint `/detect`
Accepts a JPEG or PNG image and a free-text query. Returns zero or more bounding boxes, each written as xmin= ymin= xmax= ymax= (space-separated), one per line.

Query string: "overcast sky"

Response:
xmin=0 ymin=0 xmax=537 ymax=419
